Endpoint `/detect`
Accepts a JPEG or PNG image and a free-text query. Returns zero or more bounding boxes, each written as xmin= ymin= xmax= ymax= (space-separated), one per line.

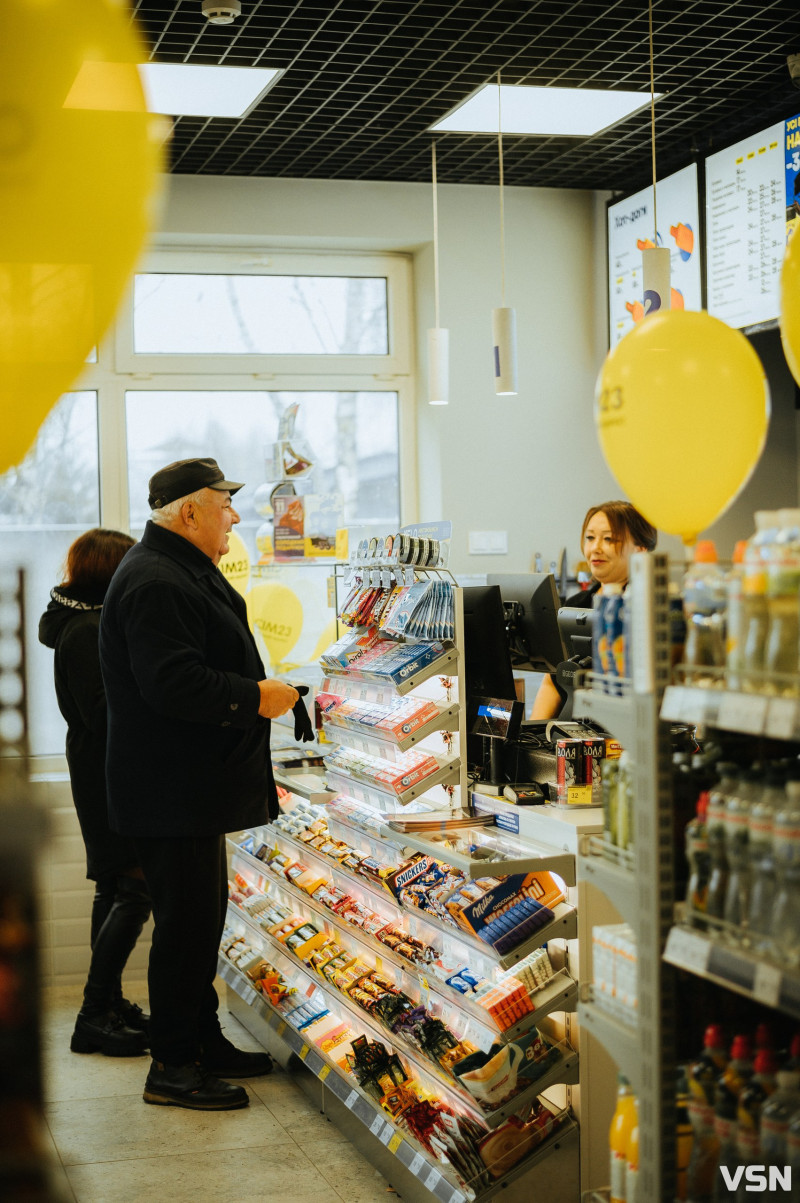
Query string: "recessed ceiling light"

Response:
xmin=430 ymin=84 xmax=661 ymax=137
xmin=138 ymin=64 xmax=283 ymax=118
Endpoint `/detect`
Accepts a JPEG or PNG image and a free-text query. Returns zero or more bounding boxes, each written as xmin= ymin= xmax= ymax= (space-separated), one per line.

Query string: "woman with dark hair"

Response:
xmin=531 ymin=501 xmax=657 ymax=720
xmin=39 ymin=528 xmax=152 ymax=1056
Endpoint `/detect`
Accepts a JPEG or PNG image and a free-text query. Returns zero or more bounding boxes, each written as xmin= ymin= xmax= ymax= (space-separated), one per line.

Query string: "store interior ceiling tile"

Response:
xmin=133 ymin=0 xmax=799 ymax=193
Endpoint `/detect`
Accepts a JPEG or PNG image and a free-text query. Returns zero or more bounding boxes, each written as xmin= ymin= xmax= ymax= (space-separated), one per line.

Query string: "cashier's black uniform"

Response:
xmin=99 ymin=520 xmax=279 ymax=1068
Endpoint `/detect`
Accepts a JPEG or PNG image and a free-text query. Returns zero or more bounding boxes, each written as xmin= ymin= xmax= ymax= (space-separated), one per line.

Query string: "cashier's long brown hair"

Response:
xmin=580 ymin=501 xmax=657 ymax=553
xmin=61 ymin=528 xmax=135 ymax=600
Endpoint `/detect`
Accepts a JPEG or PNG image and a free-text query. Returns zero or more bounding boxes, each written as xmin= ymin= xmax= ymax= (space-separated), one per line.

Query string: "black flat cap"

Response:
xmin=148 ymin=458 xmax=244 ymax=510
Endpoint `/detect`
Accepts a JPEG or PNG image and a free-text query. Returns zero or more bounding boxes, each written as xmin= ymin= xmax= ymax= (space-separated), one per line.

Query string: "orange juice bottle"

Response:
xmin=625 ymin=1121 xmax=640 ymax=1203
xmin=610 ymin=1074 xmax=638 ymax=1202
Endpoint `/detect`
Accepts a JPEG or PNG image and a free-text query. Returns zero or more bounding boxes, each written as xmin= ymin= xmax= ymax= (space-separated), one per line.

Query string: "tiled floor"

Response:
xmin=42 ymin=985 xmax=397 ymax=1203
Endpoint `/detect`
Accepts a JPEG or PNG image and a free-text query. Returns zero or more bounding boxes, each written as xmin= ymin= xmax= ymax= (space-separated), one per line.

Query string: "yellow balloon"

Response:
xmin=245 ymin=583 xmax=304 ymax=669
xmin=780 ymin=228 xmax=800 ymax=387
xmin=218 ymin=531 xmax=251 ymax=596
xmin=310 ymin=617 xmax=339 ymax=663
xmin=0 ymin=1 xmax=164 ymax=473
xmin=595 ymin=310 xmax=770 ymax=544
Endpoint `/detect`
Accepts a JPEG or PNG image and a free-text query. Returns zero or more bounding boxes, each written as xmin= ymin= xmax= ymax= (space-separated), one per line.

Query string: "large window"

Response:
xmin=4 ymin=249 xmax=413 ymax=758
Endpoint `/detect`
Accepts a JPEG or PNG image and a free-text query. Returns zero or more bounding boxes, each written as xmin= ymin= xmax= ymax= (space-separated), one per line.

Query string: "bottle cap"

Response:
xmin=754 ymin=1023 xmax=774 ymax=1050
xmin=697 ymin=791 xmax=709 ymax=819
xmin=704 ymin=1024 xmax=725 ymax=1049
xmin=790 ymin=1033 xmax=800 ymax=1059
xmin=754 ymin=1049 xmax=778 ymax=1074
xmin=693 ymin=540 xmax=718 ymax=563
xmin=730 ymin=1034 xmax=752 ymax=1061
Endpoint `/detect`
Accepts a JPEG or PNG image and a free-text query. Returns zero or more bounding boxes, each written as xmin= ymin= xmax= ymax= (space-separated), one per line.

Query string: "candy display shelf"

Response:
xmin=663 ymin=923 xmax=800 ymax=1020
xmin=324 ymin=757 xmax=462 ymax=809
xmin=321 ymin=702 xmax=461 ymax=754
xmin=389 ymin=826 xmax=577 ymax=888
xmin=230 ymin=846 xmax=579 ymax=1103
xmin=321 ymin=643 xmax=459 ymax=698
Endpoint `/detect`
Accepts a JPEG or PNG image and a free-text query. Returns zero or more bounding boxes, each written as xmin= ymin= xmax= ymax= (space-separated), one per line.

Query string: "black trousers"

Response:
xmin=133 ymin=833 xmax=228 ymax=1065
xmin=83 ymin=872 xmax=151 ymax=1014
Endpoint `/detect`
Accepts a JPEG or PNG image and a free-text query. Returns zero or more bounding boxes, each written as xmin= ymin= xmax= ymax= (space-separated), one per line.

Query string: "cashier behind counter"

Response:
xmin=530 ymin=501 xmax=657 ymax=721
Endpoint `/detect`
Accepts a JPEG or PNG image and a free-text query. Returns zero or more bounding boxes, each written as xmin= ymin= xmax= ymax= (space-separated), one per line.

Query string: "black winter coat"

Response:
xmin=38 ymin=586 xmax=138 ymax=880
xmin=99 ymin=521 xmax=278 ymax=838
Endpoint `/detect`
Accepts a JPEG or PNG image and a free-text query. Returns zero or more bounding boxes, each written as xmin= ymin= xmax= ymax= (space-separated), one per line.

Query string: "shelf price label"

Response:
xmin=277 ymin=1021 xmax=287 ymax=1037
xmin=388 ymin=1133 xmax=403 ymax=1154
xmin=664 ymin=926 xmax=710 ymax=976
xmin=425 ymin=1167 xmax=441 ymax=1191
xmin=379 ymin=1124 xmax=395 ymax=1146
xmin=717 ymin=692 xmax=768 ymax=736
xmin=766 ymin=697 xmax=799 ymax=741
xmin=753 ymin=961 xmax=782 ymax=1008
xmin=408 ymin=1152 xmax=426 ymax=1175
xmin=319 ymin=1064 xmax=331 ymax=1081
xmin=345 ymin=1089 xmax=359 ymax=1110
xmin=298 ymin=1044 xmax=309 ymax=1061
xmin=370 ymin=1112 xmax=387 ymax=1138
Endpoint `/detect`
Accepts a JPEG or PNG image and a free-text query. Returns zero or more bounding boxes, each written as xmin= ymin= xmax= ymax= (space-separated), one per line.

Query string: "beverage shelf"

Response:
xmin=322 ymin=703 xmax=460 ymax=754
xmin=576 ymin=997 xmax=640 ymax=1096
xmin=324 ymin=758 xmax=461 ymax=808
xmin=663 ymin=924 xmax=800 ymax=1021
xmin=660 ymin=682 xmax=800 ymax=741
xmin=577 ymin=838 xmax=638 ymax=930
xmin=321 ymin=644 xmax=459 ymax=699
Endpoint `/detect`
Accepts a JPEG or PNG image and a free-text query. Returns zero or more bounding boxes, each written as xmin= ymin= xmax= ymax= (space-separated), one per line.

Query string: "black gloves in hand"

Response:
xmin=290 ymin=684 xmax=314 ymax=742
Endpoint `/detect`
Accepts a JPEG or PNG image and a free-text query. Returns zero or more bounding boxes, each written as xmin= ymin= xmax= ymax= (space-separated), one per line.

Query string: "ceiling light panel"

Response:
xmin=139 ymin=63 xmax=283 ymax=118
xmin=430 ymin=84 xmax=661 ymax=137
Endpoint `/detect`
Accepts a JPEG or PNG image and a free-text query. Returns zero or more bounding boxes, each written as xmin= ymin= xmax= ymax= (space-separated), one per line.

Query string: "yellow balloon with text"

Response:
xmin=595 ymin=310 xmax=770 ymax=544
xmin=218 ymin=532 xmax=251 ymax=596
xmin=780 ymin=226 xmax=800 ymax=388
xmin=245 ymin=583 xmax=304 ymax=669
xmin=0 ymin=1 xmax=164 ymax=474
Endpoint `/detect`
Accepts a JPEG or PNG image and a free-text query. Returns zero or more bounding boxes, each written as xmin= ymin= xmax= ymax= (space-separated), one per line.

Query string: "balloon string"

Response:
xmin=498 ymin=71 xmax=506 ymax=307
xmin=649 ymin=0 xmax=657 ymax=243
xmin=432 ymin=141 xmax=441 ymax=330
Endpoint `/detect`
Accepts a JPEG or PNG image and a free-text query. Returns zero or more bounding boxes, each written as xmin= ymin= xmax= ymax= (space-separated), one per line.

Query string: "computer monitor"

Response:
xmin=486 ymin=574 xmax=568 ymax=675
xmin=461 ymin=586 xmax=517 ymax=776
xmin=558 ymin=606 xmax=594 ymax=661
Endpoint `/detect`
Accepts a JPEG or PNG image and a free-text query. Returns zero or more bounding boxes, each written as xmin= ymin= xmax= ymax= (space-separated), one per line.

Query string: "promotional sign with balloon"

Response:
xmin=245 ymin=582 xmax=304 ymax=671
xmin=595 ymin=310 xmax=770 ymax=545
xmin=1 ymin=0 xmax=164 ymax=474
xmin=218 ymin=532 xmax=251 ymax=597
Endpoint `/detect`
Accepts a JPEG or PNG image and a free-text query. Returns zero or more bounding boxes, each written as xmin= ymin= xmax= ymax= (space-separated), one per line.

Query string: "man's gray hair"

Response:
xmin=150 ymin=488 xmax=210 ymax=525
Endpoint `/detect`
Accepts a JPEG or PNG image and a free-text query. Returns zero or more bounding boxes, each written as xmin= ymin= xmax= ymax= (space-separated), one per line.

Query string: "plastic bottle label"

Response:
xmin=610 ymin=1152 xmax=627 ymax=1201
xmin=625 ymin=1164 xmax=638 ymax=1203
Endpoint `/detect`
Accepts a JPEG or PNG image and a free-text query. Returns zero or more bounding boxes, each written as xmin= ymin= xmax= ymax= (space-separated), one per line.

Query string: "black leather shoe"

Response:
xmin=143 ymin=1060 xmax=249 ymax=1110
xmin=116 ymin=999 xmax=150 ymax=1038
xmin=70 ymin=1011 xmax=148 ymax=1057
xmin=200 ymin=1035 xmax=274 ymax=1079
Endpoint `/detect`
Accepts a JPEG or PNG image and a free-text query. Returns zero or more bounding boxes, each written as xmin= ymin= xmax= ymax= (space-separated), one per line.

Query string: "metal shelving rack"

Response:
xmin=223 ymin=569 xmax=582 ymax=1201
xmin=573 ymin=551 xmax=677 ymax=1201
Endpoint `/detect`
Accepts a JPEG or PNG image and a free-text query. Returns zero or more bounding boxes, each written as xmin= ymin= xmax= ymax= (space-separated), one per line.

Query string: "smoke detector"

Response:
xmin=202 ymin=0 xmax=241 ymax=23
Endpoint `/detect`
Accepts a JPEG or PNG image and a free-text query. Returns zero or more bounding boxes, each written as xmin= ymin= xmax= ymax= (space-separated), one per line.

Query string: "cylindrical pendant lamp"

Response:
xmin=492 ymin=306 xmax=517 ymax=395
xmin=428 ymin=327 xmax=449 ymax=405
xmin=642 ymin=245 xmax=671 ymax=316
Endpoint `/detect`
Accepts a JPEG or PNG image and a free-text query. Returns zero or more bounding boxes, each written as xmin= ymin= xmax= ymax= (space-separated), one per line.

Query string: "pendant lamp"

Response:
xmin=641 ymin=0 xmax=670 ymax=314
xmin=428 ymin=141 xmax=449 ymax=405
xmin=492 ymin=72 xmax=518 ymax=395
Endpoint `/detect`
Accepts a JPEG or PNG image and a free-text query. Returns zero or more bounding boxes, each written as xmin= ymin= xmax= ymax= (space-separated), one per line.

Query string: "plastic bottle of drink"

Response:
xmin=722 ymin=766 xmax=762 ymax=939
xmin=683 ymin=541 xmax=727 ymax=685
xmin=747 ymin=764 xmax=786 ymax=952
xmin=764 ymin=508 xmax=800 ymax=696
xmin=625 ymin=1119 xmax=640 ymax=1203
xmin=725 ymin=540 xmax=749 ymax=690
xmin=712 ymin=1035 xmax=754 ymax=1202
xmin=610 ymin=1075 xmax=638 ymax=1203
xmin=617 ymin=751 xmax=634 ymax=852
xmin=786 ymin=1103 xmax=800 ymax=1184
xmin=676 ymin=1067 xmax=694 ymax=1201
xmin=759 ymin=1068 xmax=800 ymax=1168
xmin=770 ymin=779 xmax=800 ymax=967
xmin=706 ymin=765 xmax=740 ymax=922
xmin=686 ymin=1025 xmax=729 ymax=1202
xmin=602 ymin=755 xmax=620 ymax=848
xmin=734 ymin=1049 xmax=778 ymax=1198
xmin=686 ymin=792 xmax=711 ymax=926
xmin=741 ymin=511 xmax=780 ymax=693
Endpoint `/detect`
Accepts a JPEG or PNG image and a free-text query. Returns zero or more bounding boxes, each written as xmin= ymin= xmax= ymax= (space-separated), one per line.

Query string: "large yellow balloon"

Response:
xmin=0 ymin=1 xmax=164 ymax=473
xmin=780 ymin=228 xmax=800 ymax=387
xmin=245 ymin=583 xmax=304 ymax=669
xmin=595 ymin=310 xmax=770 ymax=544
xmin=218 ymin=532 xmax=251 ymax=596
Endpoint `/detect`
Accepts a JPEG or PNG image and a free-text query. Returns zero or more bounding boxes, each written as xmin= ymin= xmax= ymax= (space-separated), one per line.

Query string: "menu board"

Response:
xmin=607 ymin=163 xmax=702 ymax=347
xmin=705 ymin=112 xmax=799 ymax=330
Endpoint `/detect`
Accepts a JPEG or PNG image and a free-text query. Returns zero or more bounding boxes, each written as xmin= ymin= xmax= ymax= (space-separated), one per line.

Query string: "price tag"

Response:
xmin=277 ymin=1021 xmax=287 ymax=1037
xmin=753 ymin=961 xmax=782 ymax=1008
xmin=345 ymin=1089 xmax=359 ymax=1109
xmin=717 ymin=692 xmax=768 ymax=736
xmin=660 ymin=686 xmax=686 ymax=723
xmin=766 ymin=697 xmax=798 ymax=741
xmin=319 ymin=1064 xmax=331 ymax=1081
xmin=298 ymin=1044 xmax=309 ymax=1061
xmin=379 ymin=1124 xmax=394 ymax=1146
xmin=664 ymin=927 xmax=710 ymax=976
xmin=370 ymin=1112 xmax=387 ymax=1137
xmin=388 ymin=1132 xmax=403 ymax=1154
xmin=409 ymin=1152 xmax=426 ymax=1175
xmin=449 ymin=1192 xmax=466 ymax=1203
xmin=425 ymin=1167 xmax=441 ymax=1191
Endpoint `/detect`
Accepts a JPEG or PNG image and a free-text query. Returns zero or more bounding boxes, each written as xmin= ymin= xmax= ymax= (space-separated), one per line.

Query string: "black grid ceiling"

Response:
xmin=133 ymin=0 xmax=799 ymax=192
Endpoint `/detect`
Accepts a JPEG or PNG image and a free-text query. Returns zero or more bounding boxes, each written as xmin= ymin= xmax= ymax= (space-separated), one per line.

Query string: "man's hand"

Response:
xmin=258 ymin=679 xmax=299 ymax=718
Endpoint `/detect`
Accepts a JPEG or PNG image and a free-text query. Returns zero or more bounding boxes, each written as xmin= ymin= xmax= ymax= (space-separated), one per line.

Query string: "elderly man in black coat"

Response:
xmin=100 ymin=457 xmax=299 ymax=1110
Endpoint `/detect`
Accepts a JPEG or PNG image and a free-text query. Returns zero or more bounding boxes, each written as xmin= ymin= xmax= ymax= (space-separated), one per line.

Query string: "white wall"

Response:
xmin=157 ymin=175 xmax=627 ymax=576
